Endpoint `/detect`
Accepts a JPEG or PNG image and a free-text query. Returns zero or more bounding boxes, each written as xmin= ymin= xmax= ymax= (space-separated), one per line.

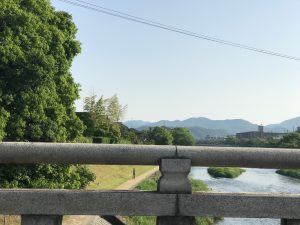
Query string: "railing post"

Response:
xmin=21 ymin=215 xmax=62 ymax=225
xmin=157 ymin=158 xmax=195 ymax=225
xmin=281 ymin=219 xmax=300 ymax=225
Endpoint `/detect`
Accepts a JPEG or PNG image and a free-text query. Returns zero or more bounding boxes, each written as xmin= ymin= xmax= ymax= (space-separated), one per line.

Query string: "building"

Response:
xmin=236 ymin=125 xmax=284 ymax=139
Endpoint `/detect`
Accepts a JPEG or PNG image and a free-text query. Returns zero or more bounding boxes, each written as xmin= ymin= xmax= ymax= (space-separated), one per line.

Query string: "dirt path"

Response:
xmin=115 ymin=167 xmax=159 ymax=190
xmin=63 ymin=167 xmax=159 ymax=225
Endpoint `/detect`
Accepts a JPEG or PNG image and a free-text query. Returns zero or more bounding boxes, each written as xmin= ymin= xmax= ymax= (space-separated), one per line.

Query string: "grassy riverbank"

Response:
xmin=276 ymin=169 xmax=300 ymax=180
xmin=87 ymin=165 xmax=155 ymax=189
xmin=126 ymin=173 xmax=222 ymax=225
xmin=207 ymin=167 xmax=245 ymax=178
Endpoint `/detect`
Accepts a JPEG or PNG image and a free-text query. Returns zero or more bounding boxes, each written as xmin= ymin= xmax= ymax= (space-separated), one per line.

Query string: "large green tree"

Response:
xmin=0 ymin=0 xmax=95 ymax=188
xmin=171 ymin=127 xmax=195 ymax=146
xmin=148 ymin=127 xmax=173 ymax=145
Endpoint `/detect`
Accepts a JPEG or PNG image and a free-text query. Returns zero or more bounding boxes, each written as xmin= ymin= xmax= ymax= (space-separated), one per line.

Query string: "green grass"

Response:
xmin=207 ymin=167 xmax=246 ymax=178
xmin=135 ymin=172 xmax=160 ymax=190
xmin=276 ymin=169 xmax=300 ymax=180
xmin=127 ymin=172 xmax=222 ymax=225
xmin=87 ymin=165 xmax=155 ymax=189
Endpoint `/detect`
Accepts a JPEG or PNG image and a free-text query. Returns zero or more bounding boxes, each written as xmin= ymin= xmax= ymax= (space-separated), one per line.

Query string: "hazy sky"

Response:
xmin=51 ymin=0 xmax=300 ymax=124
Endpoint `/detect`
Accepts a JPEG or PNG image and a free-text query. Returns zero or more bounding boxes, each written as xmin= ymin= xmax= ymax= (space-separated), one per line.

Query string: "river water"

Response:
xmin=190 ymin=168 xmax=300 ymax=225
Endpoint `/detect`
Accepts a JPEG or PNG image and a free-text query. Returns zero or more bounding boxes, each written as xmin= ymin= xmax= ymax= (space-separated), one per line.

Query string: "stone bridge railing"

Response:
xmin=1 ymin=143 xmax=300 ymax=225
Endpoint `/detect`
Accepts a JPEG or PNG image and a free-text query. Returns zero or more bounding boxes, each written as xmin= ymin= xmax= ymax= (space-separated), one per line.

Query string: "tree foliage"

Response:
xmin=0 ymin=164 xmax=95 ymax=189
xmin=106 ymin=94 xmax=127 ymax=123
xmin=119 ymin=124 xmax=141 ymax=144
xmin=148 ymin=127 xmax=173 ymax=145
xmin=0 ymin=0 xmax=84 ymax=141
xmin=83 ymin=94 xmax=127 ymax=143
xmin=0 ymin=0 xmax=94 ymax=188
xmin=0 ymin=107 xmax=9 ymax=141
xmin=278 ymin=132 xmax=300 ymax=148
xmin=172 ymin=127 xmax=195 ymax=146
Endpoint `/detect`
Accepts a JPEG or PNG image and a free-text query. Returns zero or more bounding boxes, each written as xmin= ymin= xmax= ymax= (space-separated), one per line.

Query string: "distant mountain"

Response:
xmin=124 ymin=117 xmax=257 ymax=134
xmin=266 ymin=117 xmax=300 ymax=133
xmin=123 ymin=120 xmax=152 ymax=128
xmin=124 ymin=116 xmax=300 ymax=140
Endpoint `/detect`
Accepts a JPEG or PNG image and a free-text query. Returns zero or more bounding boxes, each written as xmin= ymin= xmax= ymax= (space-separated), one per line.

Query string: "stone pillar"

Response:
xmin=281 ymin=219 xmax=300 ymax=225
xmin=157 ymin=158 xmax=195 ymax=225
xmin=21 ymin=215 xmax=62 ymax=225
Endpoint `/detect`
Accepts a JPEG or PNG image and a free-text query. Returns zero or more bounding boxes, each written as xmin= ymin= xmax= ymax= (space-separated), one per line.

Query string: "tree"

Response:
xmin=106 ymin=94 xmax=127 ymax=122
xmin=0 ymin=107 xmax=9 ymax=141
xmin=172 ymin=127 xmax=195 ymax=146
xmin=83 ymin=94 xmax=126 ymax=143
xmin=278 ymin=132 xmax=300 ymax=148
xmin=0 ymin=164 xmax=95 ymax=189
xmin=84 ymin=95 xmax=108 ymax=137
xmin=1 ymin=0 xmax=84 ymax=141
xmin=0 ymin=0 xmax=94 ymax=188
xmin=119 ymin=124 xmax=141 ymax=144
xmin=148 ymin=127 xmax=173 ymax=145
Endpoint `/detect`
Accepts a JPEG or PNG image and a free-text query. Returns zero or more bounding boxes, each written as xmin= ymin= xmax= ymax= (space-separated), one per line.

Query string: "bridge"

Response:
xmin=0 ymin=142 xmax=300 ymax=225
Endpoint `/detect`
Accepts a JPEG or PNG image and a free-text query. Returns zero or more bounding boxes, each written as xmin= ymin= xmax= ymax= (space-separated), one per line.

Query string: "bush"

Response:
xmin=0 ymin=164 xmax=95 ymax=189
xmin=207 ymin=167 xmax=245 ymax=178
xmin=276 ymin=169 xmax=300 ymax=179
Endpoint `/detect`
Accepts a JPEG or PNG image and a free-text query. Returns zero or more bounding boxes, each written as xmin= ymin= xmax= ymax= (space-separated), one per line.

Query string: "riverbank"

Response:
xmin=276 ymin=169 xmax=300 ymax=180
xmin=87 ymin=165 xmax=155 ymax=189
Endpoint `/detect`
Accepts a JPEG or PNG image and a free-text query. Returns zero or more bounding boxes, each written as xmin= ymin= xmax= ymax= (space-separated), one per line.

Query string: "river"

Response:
xmin=190 ymin=168 xmax=300 ymax=225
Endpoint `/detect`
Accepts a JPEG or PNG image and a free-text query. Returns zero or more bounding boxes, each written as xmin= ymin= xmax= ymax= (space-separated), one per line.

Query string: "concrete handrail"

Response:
xmin=0 ymin=189 xmax=300 ymax=219
xmin=1 ymin=142 xmax=300 ymax=169
xmin=1 ymin=143 xmax=300 ymax=224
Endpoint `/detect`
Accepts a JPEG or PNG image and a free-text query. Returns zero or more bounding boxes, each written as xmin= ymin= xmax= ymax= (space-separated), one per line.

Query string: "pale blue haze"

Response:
xmin=51 ymin=0 xmax=300 ymax=124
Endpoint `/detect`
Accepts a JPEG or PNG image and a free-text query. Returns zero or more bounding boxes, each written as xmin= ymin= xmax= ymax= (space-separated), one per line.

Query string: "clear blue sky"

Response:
xmin=51 ymin=0 xmax=300 ymax=125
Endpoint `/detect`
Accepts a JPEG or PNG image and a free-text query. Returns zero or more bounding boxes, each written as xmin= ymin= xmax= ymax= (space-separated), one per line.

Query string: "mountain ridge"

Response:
xmin=124 ymin=116 xmax=300 ymax=140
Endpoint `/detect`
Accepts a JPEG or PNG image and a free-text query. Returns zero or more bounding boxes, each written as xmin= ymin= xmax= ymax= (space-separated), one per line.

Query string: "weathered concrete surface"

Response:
xmin=0 ymin=142 xmax=176 ymax=165
xmin=177 ymin=146 xmax=300 ymax=169
xmin=180 ymin=192 xmax=300 ymax=219
xmin=158 ymin=159 xmax=191 ymax=194
xmin=2 ymin=142 xmax=300 ymax=168
xmin=0 ymin=190 xmax=176 ymax=216
xmin=281 ymin=219 xmax=300 ymax=225
xmin=157 ymin=158 xmax=195 ymax=225
xmin=21 ymin=215 xmax=62 ymax=225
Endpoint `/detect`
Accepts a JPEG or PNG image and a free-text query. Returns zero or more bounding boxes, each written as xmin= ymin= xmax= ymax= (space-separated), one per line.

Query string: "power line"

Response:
xmin=57 ymin=0 xmax=300 ymax=61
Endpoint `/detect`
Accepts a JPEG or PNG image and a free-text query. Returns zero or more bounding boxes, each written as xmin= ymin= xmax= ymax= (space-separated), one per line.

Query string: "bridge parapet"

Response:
xmin=0 ymin=143 xmax=300 ymax=225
